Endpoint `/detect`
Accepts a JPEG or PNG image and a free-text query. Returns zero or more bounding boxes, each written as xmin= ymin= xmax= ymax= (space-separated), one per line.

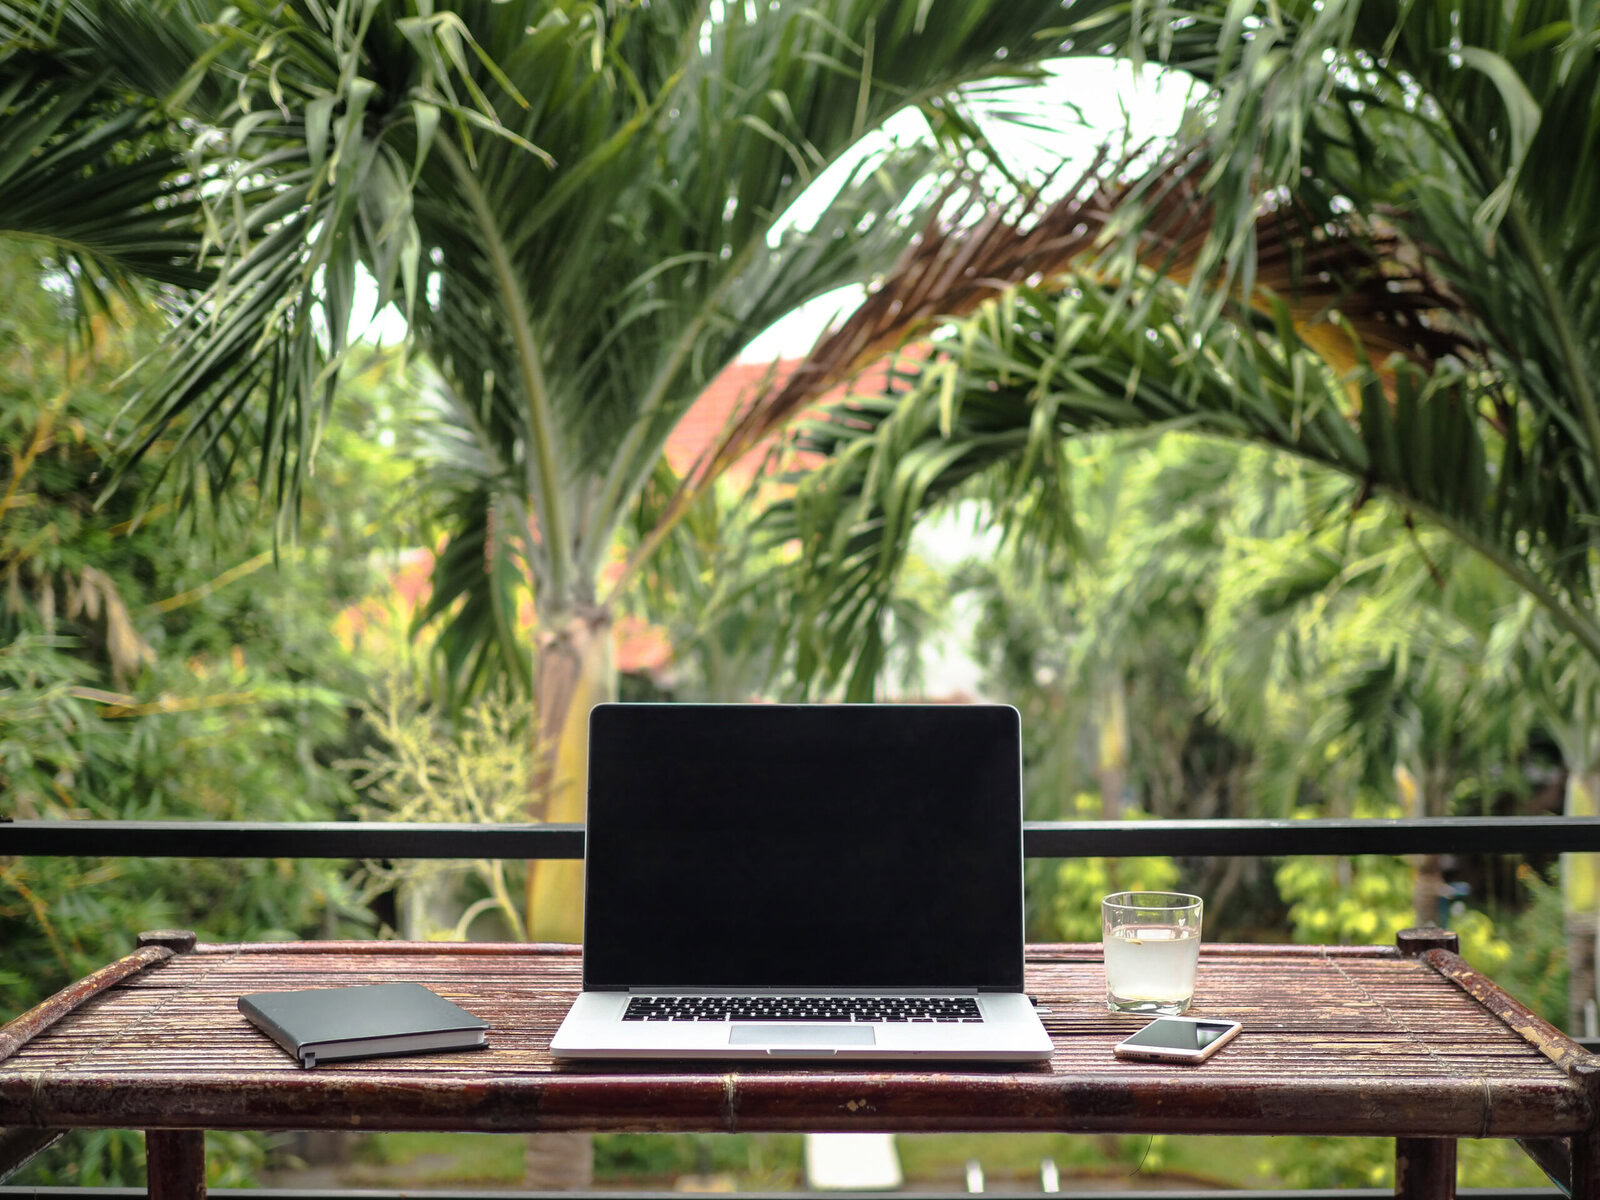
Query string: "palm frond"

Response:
xmin=762 ymin=0 xmax=1600 ymax=696
xmin=0 ymin=51 xmax=209 ymax=327
xmin=768 ymin=270 xmax=1595 ymax=696
xmin=415 ymin=483 xmax=536 ymax=703
xmin=8 ymin=0 xmax=1376 ymax=701
xmin=364 ymin=0 xmax=1192 ymax=690
xmin=707 ymin=141 xmax=1473 ymax=502
xmin=1116 ymin=0 xmax=1600 ymax=487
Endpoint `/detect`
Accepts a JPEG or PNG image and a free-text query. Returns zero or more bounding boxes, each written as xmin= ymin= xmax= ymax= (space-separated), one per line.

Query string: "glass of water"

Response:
xmin=1102 ymin=891 xmax=1203 ymax=1014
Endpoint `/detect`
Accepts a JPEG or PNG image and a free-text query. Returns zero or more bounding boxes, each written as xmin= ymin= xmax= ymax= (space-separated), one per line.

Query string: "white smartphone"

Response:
xmin=1113 ymin=1016 xmax=1242 ymax=1063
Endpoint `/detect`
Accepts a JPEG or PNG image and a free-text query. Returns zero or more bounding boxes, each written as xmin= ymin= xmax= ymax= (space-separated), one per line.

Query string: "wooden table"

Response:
xmin=1 ymin=928 xmax=1594 ymax=1199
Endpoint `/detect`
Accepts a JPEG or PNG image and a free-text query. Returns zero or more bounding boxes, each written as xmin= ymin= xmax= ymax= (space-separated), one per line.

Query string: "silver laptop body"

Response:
xmin=551 ymin=703 xmax=1052 ymax=1062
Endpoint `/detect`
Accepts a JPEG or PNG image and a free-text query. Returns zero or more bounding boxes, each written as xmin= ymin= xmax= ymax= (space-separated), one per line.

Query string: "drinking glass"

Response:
xmin=1102 ymin=891 xmax=1203 ymax=1014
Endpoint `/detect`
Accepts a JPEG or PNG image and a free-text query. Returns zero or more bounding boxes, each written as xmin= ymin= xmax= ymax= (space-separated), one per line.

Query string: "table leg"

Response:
xmin=145 ymin=1129 xmax=205 ymax=1200
xmin=1395 ymin=1137 xmax=1456 ymax=1200
xmin=1574 ymin=1131 xmax=1599 ymax=1200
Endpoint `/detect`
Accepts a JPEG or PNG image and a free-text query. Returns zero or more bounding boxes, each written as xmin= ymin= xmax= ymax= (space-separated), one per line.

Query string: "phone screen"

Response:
xmin=1121 ymin=1019 xmax=1237 ymax=1051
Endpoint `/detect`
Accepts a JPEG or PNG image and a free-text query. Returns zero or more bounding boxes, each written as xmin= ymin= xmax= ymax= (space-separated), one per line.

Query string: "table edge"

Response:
xmin=1422 ymin=947 xmax=1600 ymax=1088
xmin=0 ymin=946 xmax=174 ymax=1065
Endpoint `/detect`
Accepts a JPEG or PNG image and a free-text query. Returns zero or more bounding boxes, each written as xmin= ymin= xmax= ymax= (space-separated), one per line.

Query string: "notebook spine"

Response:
xmin=237 ymin=996 xmax=312 ymax=1068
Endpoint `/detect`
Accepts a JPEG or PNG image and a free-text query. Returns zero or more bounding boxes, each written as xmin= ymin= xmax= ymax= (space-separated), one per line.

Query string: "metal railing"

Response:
xmin=6 ymin=814 xmax=1600 ymax=859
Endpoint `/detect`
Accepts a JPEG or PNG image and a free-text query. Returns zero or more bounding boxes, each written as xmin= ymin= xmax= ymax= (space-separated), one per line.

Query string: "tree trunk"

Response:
xmin=1411 ymin=854 xmax=1445 ymax=930
xmin=526 ymin=604 xmax=614 ymax=944
xmin=1565 ymin=768 xmax=1600 ymax=1038
xmin=523 ymin=605 xmax=613 ymax=1189
xmin=1399 ymin=764 xmax=1448 ymax=930
xmin=1096 ymin=674 xmax=1129 ymax=820
xmin=1095 ymin=675 xmax=1130 ymax=895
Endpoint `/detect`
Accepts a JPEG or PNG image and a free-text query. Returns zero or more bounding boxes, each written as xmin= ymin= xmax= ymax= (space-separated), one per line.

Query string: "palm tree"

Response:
xmin=1 ymin=0 xmax=1214 ymax=941
xmin=1201 ymin=494 xmax=1540 ymax=927
xmin=763 ymin=0 xmax=1600 ymax=1026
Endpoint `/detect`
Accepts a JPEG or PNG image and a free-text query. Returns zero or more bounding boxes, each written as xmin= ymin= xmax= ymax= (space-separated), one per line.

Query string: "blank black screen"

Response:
xmin=582 ymin=704 xmax=1024 ymax=991
xmin=1122 ymin=1020 xmax=1238 ymax=1051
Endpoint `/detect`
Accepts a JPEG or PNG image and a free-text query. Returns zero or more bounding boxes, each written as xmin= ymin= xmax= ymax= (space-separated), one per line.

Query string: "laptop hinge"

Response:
xmin=620 ymin=986 xmax=985 ymax=995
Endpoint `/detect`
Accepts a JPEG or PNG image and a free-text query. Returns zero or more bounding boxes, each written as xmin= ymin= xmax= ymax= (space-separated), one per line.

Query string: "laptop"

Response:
xmin=550 ymin=702 xmax=1052 ymax=1062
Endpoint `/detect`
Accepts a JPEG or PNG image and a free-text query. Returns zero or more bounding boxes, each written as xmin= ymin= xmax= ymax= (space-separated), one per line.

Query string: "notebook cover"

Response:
xmin=238 ymin=981 xmax=488 ymax=1068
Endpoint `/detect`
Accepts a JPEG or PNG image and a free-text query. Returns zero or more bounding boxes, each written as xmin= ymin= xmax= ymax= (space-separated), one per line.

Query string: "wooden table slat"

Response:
xmin=0 ymin=942 xmax=1593 ymax=1140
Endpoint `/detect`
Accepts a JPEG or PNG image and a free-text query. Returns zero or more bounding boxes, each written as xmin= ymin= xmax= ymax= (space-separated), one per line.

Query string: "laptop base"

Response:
xmin=550 ymin=990 xmax=1052 ymax=1062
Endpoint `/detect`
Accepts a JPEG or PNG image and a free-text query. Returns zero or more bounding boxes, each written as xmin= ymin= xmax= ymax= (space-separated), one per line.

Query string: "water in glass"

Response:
xmin=1103 ymin=923 xmax=1199 ymax=1013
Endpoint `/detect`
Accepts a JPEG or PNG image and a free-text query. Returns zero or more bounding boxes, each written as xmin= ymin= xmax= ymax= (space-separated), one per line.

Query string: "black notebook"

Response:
xmin=238 ymin=982 xmax=488 ymax=1068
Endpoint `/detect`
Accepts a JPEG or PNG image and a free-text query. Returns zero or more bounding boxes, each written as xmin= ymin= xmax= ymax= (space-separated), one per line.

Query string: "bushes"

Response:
xmin=0 ymin=245 xmax=396 ymax=1184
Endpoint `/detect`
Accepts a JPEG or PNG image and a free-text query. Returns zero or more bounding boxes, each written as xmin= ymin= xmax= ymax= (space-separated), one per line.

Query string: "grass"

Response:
xmin=594 ymin=1133 xmax=804 ymax=1186
xmin=316 ymin=1129 xmax=1555 ymax=1190
xmin=350 ymin=1132 xmax=523 ymax=1184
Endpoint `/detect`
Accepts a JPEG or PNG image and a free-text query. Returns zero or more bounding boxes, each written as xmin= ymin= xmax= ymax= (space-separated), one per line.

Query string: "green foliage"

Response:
xmin=1051 ymin=796 xmax=1182 ymax=941
xmin=1053 ymin=855 xmax=1182 ymax=942
xmin=1275 ymin=800 xmax=1511 ymax=972
xmin=352 ymin=1132 xmax=527 ymax=1184
xmin=942 ymin=435 xmax=1544 ymax=942
xmin=0 ymin=12 xmax=207 ymax=332
xmin=0 ymin=245 xmax=410 ymax=1185
xmin=1 ymin=246 xmax=370 ymax=1005
xmin=3 ymin=0 xmax=1176 ymax=708
xmin=951 ymin=439 xmax=1261 ymax=816
xmin=774 ymin=0 xmax=1600 ymax=703
xmin=33 ymin=1131 xmax=269 ymax=1191
xmin=618 ymin=457 xmax=959 ymax=702
xmin=1494 ymin=865 xmax=1571 ymax=1029
xmin=617 ymin=467 xmax=793 ymax=700
xmin=347 ymin=674 xmax=535 ymax=940
xmin=593 ymin=1134 xmax=802 ymax=1185
xmin=1274 ymin=852 xmax=1412 ymax=948
xmin=1244 ymin=1133 xmax=1547 ymax=1189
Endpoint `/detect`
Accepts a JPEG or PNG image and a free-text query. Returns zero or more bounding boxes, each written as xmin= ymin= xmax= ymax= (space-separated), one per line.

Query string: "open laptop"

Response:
xmin=550 ymin=702 xmax=1052 ymax=1062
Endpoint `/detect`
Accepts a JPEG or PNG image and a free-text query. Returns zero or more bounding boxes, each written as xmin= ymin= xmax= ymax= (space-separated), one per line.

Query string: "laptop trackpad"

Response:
xmin=729 ymin=1025 xmax=875 ymax=1046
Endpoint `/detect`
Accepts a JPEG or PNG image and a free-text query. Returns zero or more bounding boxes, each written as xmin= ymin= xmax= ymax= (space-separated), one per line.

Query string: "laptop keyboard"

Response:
xmin=622 ymin=996 xmax=983 ymax=1022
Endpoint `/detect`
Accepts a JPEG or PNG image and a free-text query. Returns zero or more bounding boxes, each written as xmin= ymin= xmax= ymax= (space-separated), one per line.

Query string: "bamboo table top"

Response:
xmin=1 ymin=936 xmax=1595 ymax=1140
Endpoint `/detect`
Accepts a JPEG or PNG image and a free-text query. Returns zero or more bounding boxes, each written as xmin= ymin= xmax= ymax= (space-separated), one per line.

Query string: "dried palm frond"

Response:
xmin=611 ymin=148 xmax=1476 ymax=599
xmin=66 ymin=566 xmax=154 ymax=684
xmin=719 ymin=148 xmax=1476 ymax=479
xmin=1130 ymin=154 xmax=1477 ymax=387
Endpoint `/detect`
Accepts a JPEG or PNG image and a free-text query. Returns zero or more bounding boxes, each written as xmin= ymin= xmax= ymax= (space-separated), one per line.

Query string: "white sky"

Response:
xmin=355 ymin=58 xmax=1194 ymax=359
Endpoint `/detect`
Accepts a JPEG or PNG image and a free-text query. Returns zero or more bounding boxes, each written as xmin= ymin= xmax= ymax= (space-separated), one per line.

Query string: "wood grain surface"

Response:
xmin=0 ymin=942 xmax=1592 ymax=1139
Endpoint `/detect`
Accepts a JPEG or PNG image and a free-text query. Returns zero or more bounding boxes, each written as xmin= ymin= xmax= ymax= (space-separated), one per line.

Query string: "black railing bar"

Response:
xmin=3 ymin=817 xmax=1599 ymax=860
xmin=0 ymin=821 xmax=586 ymax=860
xmin=1027 ymin=816 xmax=1600 ymax=858
xmin=0 ymin=1191 xmax=1570 ymax=1200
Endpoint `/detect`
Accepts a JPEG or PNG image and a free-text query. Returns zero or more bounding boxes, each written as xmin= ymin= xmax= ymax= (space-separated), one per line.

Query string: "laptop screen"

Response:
xmin=582 ymin=703 xmax=1024 ymax=991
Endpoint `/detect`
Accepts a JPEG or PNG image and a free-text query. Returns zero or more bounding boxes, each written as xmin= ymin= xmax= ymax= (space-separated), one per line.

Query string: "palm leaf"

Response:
xmin=762 ymin=0 xmax=1600 ymax=695
xmin=1118 ymin=0 xmax=1600 ymax=500
xmin=4 ymin=0 xmax=1368 ymax=702
xmin=767 ymin=272 xmax=1593 ymax=696
xmin=347 ymin=0 xmax=1196 ymax=692
xmin=0 ymin=53 xmax=209 ymax=326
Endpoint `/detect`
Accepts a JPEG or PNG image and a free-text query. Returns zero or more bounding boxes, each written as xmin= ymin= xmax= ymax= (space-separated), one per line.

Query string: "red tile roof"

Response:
xmin=665 ymin=357 xmax=806 ymax=487
xmin=665 ymin=349 xmax=927 ymax=488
